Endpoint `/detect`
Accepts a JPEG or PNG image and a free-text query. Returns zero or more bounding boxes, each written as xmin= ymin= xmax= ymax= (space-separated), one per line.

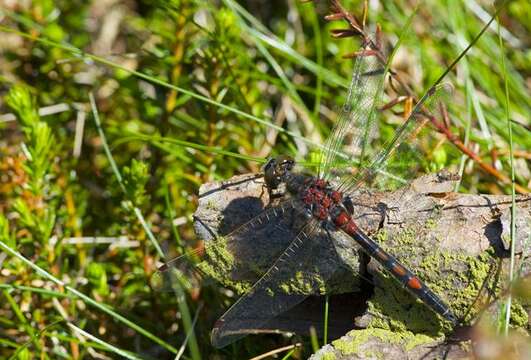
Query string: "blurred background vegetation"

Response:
xmin=0 ymin=0 xmax=529 ymax=359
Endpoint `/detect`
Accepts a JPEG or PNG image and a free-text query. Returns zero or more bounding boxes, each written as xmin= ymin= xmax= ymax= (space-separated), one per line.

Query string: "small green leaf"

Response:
xmin=43 ymin=22 xmax=64 ymax=42
xmin=5 ymin=85 xmax=39 ymax=128
xmin=432 ymin=147 xmax=447 ymax=171
xmin=0 ymin=215 xmax=15 ymax=249
xmin=87 ymin=262 xmax=109 ymax=296
xmin=122 ymin=159 xmax=149 ymax=206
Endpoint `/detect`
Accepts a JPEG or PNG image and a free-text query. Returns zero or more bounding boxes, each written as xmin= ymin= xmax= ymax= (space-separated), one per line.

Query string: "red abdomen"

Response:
xmin=333 ymin=211 xmax=358 ymax=235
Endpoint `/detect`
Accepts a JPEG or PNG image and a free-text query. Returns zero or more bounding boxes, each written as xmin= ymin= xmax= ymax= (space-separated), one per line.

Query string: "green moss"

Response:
xmin=362 ymin=349 xmax=384 ymax=359
xmin=375 ymin=229 xmax=388 ymax=243
xmin=424 ymin=218 xmax=437 ymax=230
xmin=205 ymin=200 xmax=216 ymax=210
xmin=403 ymin=333 xmax=435 ymax=351
xmin=198 ymin=238 xmax=332 ymax=297
xmin=418 ymin=250 xmax=498 ymax=326
xmin=367 ymin=271 xmax=443 ymax=335
xmin=387 ymin=227 xmax=416 ymax=249
xmin=369 ymin=328 xmax=410 ymax=344
xmin=278 ymin=270 xmax=327 ymax=295
xmin=332 ymin=330 xmax=371 ymax=354
xmin=322 ymin=352 xmax=336 ymax=360
xmin=332 ymin=328 xmax=436 ymax=356
xmin=198 ymin=236 xmax=252 ymax=294
xmin=201 ymin=236 xmax=235 ymax=273
xmin=509 ymin=302 xmax=528 ymax=328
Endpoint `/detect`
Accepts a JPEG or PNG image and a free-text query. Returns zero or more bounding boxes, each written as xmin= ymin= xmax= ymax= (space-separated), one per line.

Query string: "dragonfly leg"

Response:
xmin=375 ymin=203 xmax=389 ymax=229
xmin=343 ymin=197 xmax=355 ymax=215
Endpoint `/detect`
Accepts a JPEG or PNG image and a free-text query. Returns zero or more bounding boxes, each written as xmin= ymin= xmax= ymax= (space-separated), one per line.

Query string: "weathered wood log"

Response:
xmin=193 ymin=172 xmax=530 ymax=358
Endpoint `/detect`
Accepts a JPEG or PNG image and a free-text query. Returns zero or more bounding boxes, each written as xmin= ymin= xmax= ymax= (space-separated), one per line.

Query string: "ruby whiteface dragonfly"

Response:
xmin=155 ymin=38 xmax=458 ymax=348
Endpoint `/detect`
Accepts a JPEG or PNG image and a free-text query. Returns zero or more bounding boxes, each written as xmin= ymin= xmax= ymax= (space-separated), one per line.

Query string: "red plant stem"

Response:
xmin=429 ymin=114 xmax=528 ymax=193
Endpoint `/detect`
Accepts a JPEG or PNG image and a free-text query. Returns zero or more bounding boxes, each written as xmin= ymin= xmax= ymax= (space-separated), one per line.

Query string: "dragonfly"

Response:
xmin=156 ymin=37 xmax=458 ymax=348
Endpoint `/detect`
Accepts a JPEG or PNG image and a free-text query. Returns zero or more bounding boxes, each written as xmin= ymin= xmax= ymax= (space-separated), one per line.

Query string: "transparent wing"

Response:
xmin=318 ymin=38 xmax=386 ymax=182
xmin=211 ymin=219 xmax=342 ymax=348
xmin=151 ymin=199 xmax=308 ymax=293
xmin=337 ymin=83 xmax=454 ymax=195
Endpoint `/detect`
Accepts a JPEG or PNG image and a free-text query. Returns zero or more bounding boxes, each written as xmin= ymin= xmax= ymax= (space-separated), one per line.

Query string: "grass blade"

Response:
xmin=323 ymin=294 xmax=329 ymax=346
xmin=497 ymin=15 xmax=516 ymax=336
xmin=0 ymin=239 xmax=178 ymax=354
xmin=67 ymin=323 xmax=144 ymax=360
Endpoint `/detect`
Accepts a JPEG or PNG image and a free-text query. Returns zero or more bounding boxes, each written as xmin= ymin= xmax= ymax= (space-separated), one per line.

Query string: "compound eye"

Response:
xmin=264 ymin=158 xmax=281 ymax=189
xmin=283 ymin=158 xmax=295 ymax=170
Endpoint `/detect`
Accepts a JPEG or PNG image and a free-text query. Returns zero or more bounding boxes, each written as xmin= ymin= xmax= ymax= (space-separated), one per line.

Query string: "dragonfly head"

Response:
xmin=264 ymin=155 xmax=295 ymax=189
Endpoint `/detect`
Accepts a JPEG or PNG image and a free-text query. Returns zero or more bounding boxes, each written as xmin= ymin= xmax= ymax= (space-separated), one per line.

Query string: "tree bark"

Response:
xmin=193 ymin=172 xmax=530 ymax=359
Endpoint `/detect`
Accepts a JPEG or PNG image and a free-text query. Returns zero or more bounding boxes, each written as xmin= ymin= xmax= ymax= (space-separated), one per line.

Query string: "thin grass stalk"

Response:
xmin=0 ymin=284 xmax=74 ymax=298
xmin=308 ymin=2 xmax=324 ymax=119
xmin=323 ymin=294 xmax=329 ymax=346
xmin=497 ymin=16 xmax=516 ymax=336
xmin=455 ymin=75 xmax=473 ymax=192
xmin=174 ymin=303 xmax=203 ymax=360
xmin=164 ymin=184 xmax=184 ymax=251
xmin=3 ymin=290 xmax=41 ymax=356
xmin=67 ymin=323 xmax=144 ymax=360
xmin=309 ymin=326 xmax=319 ymax=353
xmin=281 ymin=349 xmax=296 ymax=360
xmin=249 ymin=343 xmax=300 ymax=360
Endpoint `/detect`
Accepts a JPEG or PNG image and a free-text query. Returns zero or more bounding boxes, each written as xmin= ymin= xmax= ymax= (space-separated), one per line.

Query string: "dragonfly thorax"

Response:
xmin=264 ymin=157 xmax=349 ymax=225
xmin=300 ymin=178 xmax=346 ymax=226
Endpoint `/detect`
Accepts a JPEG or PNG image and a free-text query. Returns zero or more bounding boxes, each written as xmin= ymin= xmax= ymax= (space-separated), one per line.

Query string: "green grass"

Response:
xmin=496 ymin=12 xmax=517 ymax=337
xmin=0 ymin=0 xmax=529 ymax=359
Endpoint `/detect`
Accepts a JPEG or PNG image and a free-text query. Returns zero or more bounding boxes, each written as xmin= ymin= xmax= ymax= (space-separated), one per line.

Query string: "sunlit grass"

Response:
xmin=496 ymin=14 xmax=517 ymax=337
